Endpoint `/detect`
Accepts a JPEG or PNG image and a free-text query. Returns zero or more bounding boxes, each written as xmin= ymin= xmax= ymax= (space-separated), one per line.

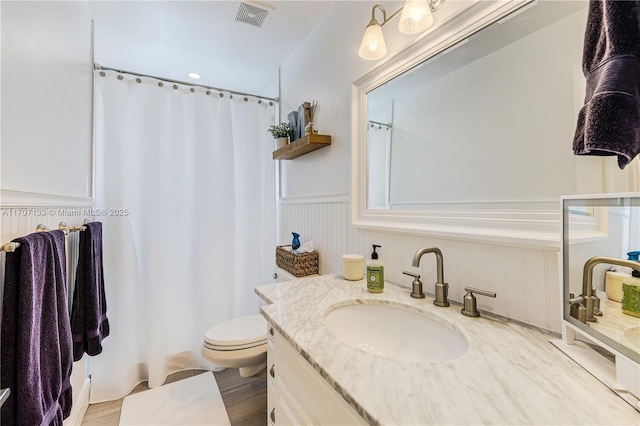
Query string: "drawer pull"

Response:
xmin=269 ymin=364 xmax=276 ymax=378
xmin=269 ymin=327 xmax=274 ymax=336
xmin=270 ymin=408 xmax=276 ymax=422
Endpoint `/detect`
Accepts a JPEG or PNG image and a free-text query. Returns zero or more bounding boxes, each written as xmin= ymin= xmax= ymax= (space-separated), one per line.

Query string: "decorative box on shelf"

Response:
xmin=275 ymin=245 xmax=319 ymax=277
xmin=272 ymin=134 xmax=331 ymax=160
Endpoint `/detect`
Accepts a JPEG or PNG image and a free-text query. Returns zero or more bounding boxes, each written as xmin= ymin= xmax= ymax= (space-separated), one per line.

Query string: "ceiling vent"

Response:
xmin=235 ymin=2 xmax=272 ymax=28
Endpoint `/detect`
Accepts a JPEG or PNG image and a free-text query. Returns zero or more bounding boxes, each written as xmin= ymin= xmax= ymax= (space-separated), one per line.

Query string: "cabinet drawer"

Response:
xmin=267 ymin=380 xmax=277 ymax=426
xmin=273 ymin=330 xmax=366 ymax=425
xmin=275 ymin=376 xmax=315 ymax=425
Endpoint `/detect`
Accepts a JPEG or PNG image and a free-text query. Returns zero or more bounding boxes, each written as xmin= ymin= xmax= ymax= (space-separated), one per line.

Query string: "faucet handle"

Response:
xmin=403 ymin=270 xmax=425 ymax=299
xmin=461 ymin=287 xmax=496 ymax=317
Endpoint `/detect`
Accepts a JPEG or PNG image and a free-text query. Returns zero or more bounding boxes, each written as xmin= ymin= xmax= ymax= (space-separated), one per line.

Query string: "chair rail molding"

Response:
xmin=279 ymin=193 xmax=350 ymax=205
xmin=1 ymin=189 xmax=93 ymax=208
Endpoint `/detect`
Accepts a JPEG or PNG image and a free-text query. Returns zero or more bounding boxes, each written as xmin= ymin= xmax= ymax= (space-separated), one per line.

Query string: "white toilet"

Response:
xmin=200 ymin=267 xmax=297 ymax=377
xmin=201 ymin=314 xmax=268 ymax=377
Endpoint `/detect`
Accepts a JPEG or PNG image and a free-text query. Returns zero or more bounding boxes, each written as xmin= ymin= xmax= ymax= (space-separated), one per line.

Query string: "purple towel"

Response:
xmin=44 ymin=231 xmax=74 ymax=419
xmin=70 ymin=221 xmax=110 ymax=361
xmin=572 ymin=1 xmax=640 ymax=169
xmin=1 ymin=230 xmax=74 ymax=425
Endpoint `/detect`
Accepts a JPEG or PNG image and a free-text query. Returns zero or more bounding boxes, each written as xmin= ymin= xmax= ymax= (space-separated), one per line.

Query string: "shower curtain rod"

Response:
xmin=368 ymin=120 xmax=392 ymax=128
xmin=1 ymin=222 xmax=87 ymax=252
xmin=94 ymin=64 xmax=279 ymax=103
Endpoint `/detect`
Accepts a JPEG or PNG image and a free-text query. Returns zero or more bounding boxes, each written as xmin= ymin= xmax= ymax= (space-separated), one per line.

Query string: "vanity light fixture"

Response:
xmin=358 ymin=0 xmax=445 ymax=60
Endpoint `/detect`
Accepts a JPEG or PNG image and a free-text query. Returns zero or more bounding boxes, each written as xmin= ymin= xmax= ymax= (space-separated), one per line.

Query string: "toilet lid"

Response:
xmin=204 ymin=314 xmax=267 ymax=348
xmin=203 ymin=340 xmax=267 ymax=351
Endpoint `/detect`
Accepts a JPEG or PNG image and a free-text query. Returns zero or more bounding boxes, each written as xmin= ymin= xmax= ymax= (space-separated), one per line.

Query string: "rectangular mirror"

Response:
xmin=367 ymin=0 xmax=588 ymax=208
xmin=563 ymin=194 xmax=640 ymax=364
xmin=353 ymin=0 xmax=617 ymax=247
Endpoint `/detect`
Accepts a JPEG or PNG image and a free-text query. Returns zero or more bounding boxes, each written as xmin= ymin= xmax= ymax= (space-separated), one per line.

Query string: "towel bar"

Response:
xmin=0 ymin=388 xmax=10 ymax=408
xmin=59 ymin=222 xmax=86 ymax=232
xmin=1 ymin=221 xmax=88 ymax=252
xmin=1 ymin=242 xmax=21 ymax=252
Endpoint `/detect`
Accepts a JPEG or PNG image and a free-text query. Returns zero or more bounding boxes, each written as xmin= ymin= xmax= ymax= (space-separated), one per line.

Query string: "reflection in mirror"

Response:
xmin=367 ymin=100 xmax=393 ymax=209
xmin=563 ymin=194 xmax=640 ymax=364
xmin=365 ymin=1 xmax=591 ymax=211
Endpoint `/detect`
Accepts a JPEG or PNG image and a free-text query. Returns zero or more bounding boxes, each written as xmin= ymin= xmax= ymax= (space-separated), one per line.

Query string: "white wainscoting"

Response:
xmin=351 ymin=229 xmax=561 ymax=332
xmin=0 ymin=190 xmax=94 ymax=425
xmin=279 ymin=193 xmax=561 ymax=332
xmin=279 ymin=194 xmax=351 ymax=276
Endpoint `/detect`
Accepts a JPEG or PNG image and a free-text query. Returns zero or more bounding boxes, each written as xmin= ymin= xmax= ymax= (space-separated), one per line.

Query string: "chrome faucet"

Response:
xmin=405 ymin=247 xmax=449 ymax=307
xmin=571 ymin=256 xmax=640 ymax=323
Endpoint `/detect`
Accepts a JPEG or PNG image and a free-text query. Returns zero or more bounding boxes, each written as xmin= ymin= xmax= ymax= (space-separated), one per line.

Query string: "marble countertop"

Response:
xmin=256 ymin=275 xmax=640 ymax=425
xmin=589 ymin=298 xmax=640 ymax=352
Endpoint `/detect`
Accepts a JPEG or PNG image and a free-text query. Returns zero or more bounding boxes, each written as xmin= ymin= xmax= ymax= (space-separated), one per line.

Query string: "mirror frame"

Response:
xmin=351 ymin=0 xmax=586 ymax=249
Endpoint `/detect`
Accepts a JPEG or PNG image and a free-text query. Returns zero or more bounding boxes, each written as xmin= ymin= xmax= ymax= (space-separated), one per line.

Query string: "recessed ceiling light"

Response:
xmin=188 ymin=72 xmax=201 ymax=79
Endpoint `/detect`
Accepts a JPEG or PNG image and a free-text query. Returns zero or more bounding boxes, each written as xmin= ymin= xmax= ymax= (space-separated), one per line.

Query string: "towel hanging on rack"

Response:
xmin=1 ymin=230 xmax=73 ymax=425
xmin=572 ymin=0 xmax=640 ymax=169
xmin=71 ymin=221 xmax=110 ymax=361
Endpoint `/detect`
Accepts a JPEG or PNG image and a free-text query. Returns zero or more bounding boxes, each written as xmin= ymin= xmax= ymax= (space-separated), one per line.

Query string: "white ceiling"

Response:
xmin=87 ymin=1 xmax=337 ymax=97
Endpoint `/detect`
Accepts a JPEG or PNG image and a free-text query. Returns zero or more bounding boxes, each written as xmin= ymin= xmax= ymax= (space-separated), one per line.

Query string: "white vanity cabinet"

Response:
xmin=266 ymin=323 xmax=366 ymax=426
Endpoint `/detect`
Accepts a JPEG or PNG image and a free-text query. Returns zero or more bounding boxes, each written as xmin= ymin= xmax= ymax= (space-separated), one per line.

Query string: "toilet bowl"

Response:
xmin=201 ymin=267 xmax=300 ymax=377
xmin=201 ymin=314 xmax=268 ymax=378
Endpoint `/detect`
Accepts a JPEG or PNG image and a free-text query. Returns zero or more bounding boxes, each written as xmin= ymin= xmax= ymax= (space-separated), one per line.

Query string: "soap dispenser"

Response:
xmin=366 ymin=244 xmax=384 ymax=293
xmin=628 ymin=251 xmax=640 ymax=277
xmin=622 ymin=250 xmax=640 ymax=317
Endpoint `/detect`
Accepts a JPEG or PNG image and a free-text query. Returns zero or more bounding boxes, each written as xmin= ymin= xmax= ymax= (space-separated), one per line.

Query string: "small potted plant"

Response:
xmin=268 ymin=122 xmax=293 ymax=149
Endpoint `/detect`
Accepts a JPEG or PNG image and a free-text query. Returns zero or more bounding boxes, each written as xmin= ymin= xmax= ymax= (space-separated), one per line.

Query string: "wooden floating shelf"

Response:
xmin=273 ymin=134 xmax=331 ymax=160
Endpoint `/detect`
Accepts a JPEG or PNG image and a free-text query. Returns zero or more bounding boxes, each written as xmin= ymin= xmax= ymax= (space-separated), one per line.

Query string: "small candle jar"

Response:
xmin=342 ymin=254 xmax=364 ymax=281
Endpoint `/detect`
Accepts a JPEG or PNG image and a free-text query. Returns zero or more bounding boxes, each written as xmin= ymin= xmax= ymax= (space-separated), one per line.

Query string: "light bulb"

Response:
xmin=358 ymin=20 xmax=387 ymax=60
xmin=398 ymin=0 xmax=433 ymax=35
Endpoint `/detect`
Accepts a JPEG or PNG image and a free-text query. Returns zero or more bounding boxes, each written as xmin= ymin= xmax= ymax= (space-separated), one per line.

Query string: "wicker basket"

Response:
xmin=275 ymin=245 xmax=319 ymax=277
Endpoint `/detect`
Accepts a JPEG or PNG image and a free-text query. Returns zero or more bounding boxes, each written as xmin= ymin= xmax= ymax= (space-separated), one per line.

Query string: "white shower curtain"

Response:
xmin=90 ymin=70 xmax=276 ymax=402
xmin=367 ymin=125 xmax=391 ymax=209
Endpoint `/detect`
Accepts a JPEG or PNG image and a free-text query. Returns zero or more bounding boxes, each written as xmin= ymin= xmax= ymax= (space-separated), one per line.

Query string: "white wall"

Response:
xmin=278 ymin=1 xmax=637 ymax=333
xmin=279 ymin=1 xmax=411 ymax=198
xmin=1 ymin=1 xmax=93 ymax=198
xmin=0 ymin=1 xmax=94 ymax=423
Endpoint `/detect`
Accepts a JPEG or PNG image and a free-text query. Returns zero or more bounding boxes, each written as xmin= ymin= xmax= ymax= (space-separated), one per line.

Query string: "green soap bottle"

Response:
xmin=367 ymin=244 xmax=384 ymax=293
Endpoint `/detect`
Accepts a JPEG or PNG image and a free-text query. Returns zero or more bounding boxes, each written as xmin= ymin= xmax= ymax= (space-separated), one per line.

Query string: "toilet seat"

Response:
xmin=203 ymin=314 xmax=266 ymax=349
xmin=203 ymin=340 xmax=266 ymax=351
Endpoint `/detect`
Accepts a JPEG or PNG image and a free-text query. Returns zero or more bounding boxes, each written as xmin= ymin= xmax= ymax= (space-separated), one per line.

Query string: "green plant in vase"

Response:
xmin=268 ymin=122 xmax=293 ymax=149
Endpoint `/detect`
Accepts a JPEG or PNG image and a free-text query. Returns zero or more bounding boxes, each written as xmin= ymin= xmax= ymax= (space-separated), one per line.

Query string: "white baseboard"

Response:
xmin=64 ymin=377 xmax=90 ymax=426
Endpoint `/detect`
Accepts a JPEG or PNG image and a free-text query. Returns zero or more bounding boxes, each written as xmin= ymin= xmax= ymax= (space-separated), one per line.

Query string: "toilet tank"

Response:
xmin=272 ymin=266 xmax=297 ymax=282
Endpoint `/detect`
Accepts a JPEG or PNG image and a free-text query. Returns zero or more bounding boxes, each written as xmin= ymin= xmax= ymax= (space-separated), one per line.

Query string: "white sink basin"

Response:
xmin=623 ymin=326 xmax=640 ymax=350
xmin=323 ymin=303 xmax=468 ymax=362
